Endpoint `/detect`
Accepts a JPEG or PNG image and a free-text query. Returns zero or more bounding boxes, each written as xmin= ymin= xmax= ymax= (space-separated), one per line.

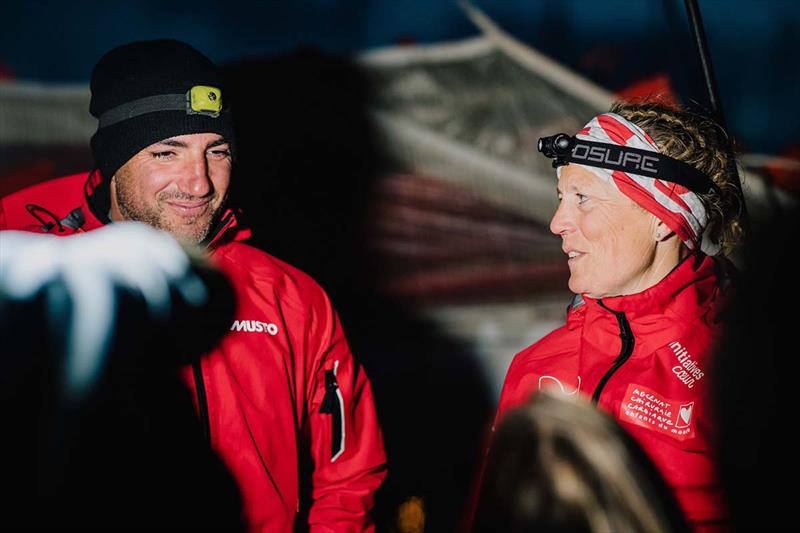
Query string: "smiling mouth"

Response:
xmin=164 ymin=200 xmax=211 ymax=217
xmin=566 ymin=251 xmax=585 ymax=262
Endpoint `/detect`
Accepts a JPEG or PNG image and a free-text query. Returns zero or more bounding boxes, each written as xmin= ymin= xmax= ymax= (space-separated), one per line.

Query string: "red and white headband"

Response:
xmin=541 ymin=113 xmax=716 ymax=249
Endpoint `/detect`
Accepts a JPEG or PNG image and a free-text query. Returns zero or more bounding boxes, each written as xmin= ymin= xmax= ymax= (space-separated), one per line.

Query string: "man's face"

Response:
xmin=111 ymin=133 xmax=232 ymax=243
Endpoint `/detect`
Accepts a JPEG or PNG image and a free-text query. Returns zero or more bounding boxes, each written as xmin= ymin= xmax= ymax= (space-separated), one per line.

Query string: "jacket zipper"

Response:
xmin=591 ymin=300 xmax=635 ymax=404
xmin=186 ymin=211 xmax=237 ymax=446
xmin=319 ymin=360 xmax=346 ymax=461
xmin=192 ymin=359 xmax=211 ymax=446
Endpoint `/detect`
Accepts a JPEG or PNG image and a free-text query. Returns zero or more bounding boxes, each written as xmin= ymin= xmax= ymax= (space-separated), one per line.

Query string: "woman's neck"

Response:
xmin=626 ymin=239 xmax=687 ymax=296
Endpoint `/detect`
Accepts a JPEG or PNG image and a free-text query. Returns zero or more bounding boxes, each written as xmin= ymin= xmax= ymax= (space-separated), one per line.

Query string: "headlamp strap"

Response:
xmin=544 ymin=135 xmax=720 ymax=196
xmin=97 ymin=85 xmax=223 ymax=129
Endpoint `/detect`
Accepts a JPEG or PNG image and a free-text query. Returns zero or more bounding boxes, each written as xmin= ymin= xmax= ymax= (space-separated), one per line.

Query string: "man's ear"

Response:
xmin=109 ymin=175 xmax=121 ymax=222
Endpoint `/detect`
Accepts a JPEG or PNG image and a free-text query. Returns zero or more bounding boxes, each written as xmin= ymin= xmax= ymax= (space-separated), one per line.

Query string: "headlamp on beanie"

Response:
xmin=89 ymin=39 xmax=235 ymax=182
xmin=97 ymin=85 xmax=224 ymax=129
xmin=189 ymin=86 xmax=222 ymax=115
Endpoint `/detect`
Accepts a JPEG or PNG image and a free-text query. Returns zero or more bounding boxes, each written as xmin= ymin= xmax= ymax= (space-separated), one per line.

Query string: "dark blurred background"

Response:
xmin=2 ymin=0 xmax=799 ymax=155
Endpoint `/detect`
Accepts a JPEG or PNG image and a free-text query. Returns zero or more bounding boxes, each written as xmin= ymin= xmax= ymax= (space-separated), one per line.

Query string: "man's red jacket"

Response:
xmin=0 ymin=171 xmax=388 ymax=532
xmin=495 ymin=253 xmax=731 ymax=530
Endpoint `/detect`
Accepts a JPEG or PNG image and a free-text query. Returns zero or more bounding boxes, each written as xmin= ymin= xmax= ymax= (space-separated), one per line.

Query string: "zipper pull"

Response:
xmin=319 ymin=369 xmax=339 ymax=414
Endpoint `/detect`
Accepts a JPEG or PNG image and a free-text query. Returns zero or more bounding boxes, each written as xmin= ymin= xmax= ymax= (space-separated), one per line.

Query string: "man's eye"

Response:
xmin=209 ymin=149 xmax=231 ymax=158
xmin=577 ymin=193 xmax=589 ymax=204
xmin=152 ymin=151 xmax=174 ymax=159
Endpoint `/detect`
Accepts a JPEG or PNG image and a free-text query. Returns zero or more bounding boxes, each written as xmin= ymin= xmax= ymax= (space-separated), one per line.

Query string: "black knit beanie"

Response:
xmin=89 ymin=39 xmax=235 ymax=181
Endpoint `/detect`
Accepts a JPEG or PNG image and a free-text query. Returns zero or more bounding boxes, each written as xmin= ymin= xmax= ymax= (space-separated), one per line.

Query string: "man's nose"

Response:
xmin=180 ymin=154 xmax=212 ymax=197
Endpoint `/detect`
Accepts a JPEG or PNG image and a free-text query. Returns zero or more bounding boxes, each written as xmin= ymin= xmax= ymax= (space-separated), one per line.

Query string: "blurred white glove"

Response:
xmin=0 ymin=223 xmax=211 ymax=398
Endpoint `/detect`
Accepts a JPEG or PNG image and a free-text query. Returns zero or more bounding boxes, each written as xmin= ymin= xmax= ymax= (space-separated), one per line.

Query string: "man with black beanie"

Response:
xmin=89 ymin=39 xmax=236 ymax=243
xmin=0 ymin=39 xmax=387 ymax=532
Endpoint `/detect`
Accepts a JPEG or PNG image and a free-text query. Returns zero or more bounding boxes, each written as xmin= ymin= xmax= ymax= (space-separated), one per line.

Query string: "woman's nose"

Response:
xmin=549 ymin=201 xmax=574 ymax=236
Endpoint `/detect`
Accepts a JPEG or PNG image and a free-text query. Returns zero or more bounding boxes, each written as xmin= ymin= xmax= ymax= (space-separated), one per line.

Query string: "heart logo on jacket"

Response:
xmin=677 ymin=402 xmax=694 ymax=428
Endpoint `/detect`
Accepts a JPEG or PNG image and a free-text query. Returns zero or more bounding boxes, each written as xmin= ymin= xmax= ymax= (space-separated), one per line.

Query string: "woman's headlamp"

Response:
xmin=537 ymin=133 xmax=720 ymax=196
xmin=537 ymin=133 xmax=575 ymax=166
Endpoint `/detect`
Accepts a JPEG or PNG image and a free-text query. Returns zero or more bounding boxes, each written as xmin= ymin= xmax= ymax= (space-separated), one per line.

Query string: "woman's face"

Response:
xmin=550 ymin=165 xmax=660 ymax=298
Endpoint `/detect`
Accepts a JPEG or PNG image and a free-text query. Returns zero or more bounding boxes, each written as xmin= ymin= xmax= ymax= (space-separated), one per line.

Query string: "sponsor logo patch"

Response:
xmin=230 ymin=319 xmax=279 ymax=336
xmin=572 ymin=143 xmax=660 ymax=174
xmin=668 ymin=340 xmax=705 ymax=389
xmin=538 ymin=375 xmax=581 ymax=396
xmin=619 ymin=383 xmax=695 ymax=441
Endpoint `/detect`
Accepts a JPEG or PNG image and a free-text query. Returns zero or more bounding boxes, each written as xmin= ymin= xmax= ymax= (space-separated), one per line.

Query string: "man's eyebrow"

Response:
xmin=207 ymin=138 xmax=229 ymax=149
xmin=156 ymin=139 xmax=188 ymax=148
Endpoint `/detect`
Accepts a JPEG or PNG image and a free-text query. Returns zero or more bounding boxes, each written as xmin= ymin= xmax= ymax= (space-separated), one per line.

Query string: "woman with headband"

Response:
xmin=490 ymin=101 xmax=743 ymax=530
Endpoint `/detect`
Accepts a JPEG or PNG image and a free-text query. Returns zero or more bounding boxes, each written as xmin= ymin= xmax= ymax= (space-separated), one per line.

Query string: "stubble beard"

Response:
xmin=115 ymin=177 xmax=225 ymax=244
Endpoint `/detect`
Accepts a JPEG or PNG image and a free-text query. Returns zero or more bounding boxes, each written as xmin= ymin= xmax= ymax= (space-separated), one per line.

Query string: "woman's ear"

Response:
xmin=654 ymin=220 xmax=674 ymax=242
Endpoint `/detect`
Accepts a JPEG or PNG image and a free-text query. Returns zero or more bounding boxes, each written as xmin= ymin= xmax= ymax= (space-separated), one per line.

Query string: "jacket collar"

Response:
xmin=82 ymin=170 xmax=250 ymax=249
xmin=576 ymin=252 xmax=723 ymax=322
xmin=568 ymin=253 xmax=731 ymax=358
xmin=81 ymin=170 xmax=111 ymax=232
xmin=203 ymin=207 xmax=251 ymax=249
xmin=567 ymin=251 xmax=735 ymax=329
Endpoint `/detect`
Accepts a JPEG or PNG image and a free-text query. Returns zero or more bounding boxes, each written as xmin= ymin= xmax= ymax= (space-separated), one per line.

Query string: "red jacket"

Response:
xmin=0 ymin=172 xmax=388 ymax=532
xmin=496 ymin=253 xmax=731 ymax=530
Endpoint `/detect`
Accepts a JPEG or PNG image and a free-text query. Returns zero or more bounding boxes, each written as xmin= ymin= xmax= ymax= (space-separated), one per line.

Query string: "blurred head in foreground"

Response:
xmin=474 ymin=391 xmax=689 ymax=533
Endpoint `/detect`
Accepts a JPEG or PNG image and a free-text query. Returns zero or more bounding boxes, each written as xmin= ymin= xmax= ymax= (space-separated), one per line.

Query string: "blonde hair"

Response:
xmin=610 ymin=101 xmax=745 ymax=256
xmin=474 ymin=392 xmax=688 ymax=533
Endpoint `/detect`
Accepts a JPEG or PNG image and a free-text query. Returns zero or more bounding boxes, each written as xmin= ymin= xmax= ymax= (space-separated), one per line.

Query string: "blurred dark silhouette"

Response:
xmin=225 ymin=48 xmax=378 ymax=288
xmin=224 ymin=49 xmax=494 ymax=532
xmin=0 ymin=225 xmax=243 ymax=531
xmin=474 ymin=391 xmax=690 ymax=533
xmin=713 ymin=207 xmax=800 ymax=532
